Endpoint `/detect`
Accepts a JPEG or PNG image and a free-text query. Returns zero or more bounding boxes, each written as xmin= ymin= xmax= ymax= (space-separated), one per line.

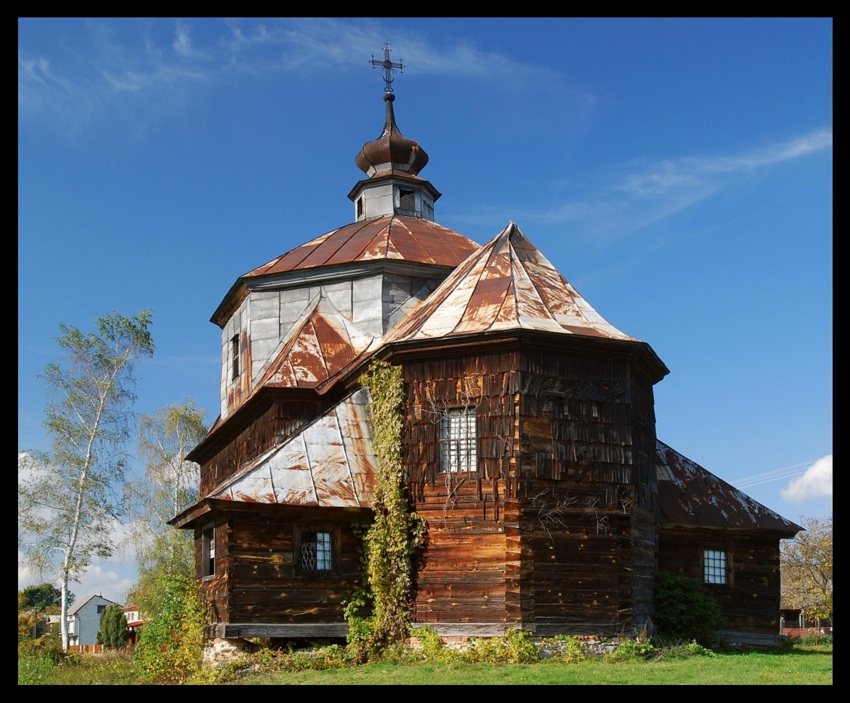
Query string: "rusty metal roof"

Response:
xmin=385 ymin=221 xmax=638 ymax=344
xmin=242 ymin=215 xmax=480 ymax=277
xmin=656 ymin=440 xmax=802 ymax=535
xmin=253 ymin=294 xmax=378 ymax=391
xmin=211 ymin=388 xmax=376 ymax=508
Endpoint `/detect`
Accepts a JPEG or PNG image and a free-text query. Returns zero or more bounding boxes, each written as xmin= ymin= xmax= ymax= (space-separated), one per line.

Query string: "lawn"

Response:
xmin=19 ymin=638 xmax=833 ymax=685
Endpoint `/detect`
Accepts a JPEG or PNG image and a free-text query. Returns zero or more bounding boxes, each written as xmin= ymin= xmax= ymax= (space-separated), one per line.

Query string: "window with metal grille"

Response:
xmin=703 ymin=549 xmax=727 ymax=584
xmin=301 ymin=531 xmax=333 ymax=572
xmin=440 ymin=407 xmax=477 ymax=473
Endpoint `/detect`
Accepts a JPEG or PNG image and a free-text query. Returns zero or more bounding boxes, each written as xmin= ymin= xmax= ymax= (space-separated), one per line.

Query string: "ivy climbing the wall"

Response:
xmin=347 ymin=359 xmax=426 ymax=659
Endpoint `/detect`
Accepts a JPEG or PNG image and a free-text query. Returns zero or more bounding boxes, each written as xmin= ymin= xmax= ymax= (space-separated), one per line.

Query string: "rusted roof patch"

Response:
xmin=386 ymin=222 xmax=639 ymax=344
xmin=243 ymin=216 xmax=479 ymax=278
xmin=656 ymin=440 xmax=802 ymax=534
xmin=211 ymin=388 xmax=376 ymax=508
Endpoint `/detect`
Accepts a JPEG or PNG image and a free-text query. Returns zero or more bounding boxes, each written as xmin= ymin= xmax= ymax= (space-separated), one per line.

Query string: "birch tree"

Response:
xmin=18 ymin=310 xmax=154 ymax=651
xmin=124 ymin=401 xmax=206 ymax=619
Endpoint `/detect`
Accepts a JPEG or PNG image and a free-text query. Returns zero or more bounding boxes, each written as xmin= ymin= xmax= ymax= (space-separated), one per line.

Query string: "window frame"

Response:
xmin=230 ymin=335 xmax=240 ymax=381
xmin=439 ymin=406 xmax=478 ymax=474
xmin=702 ymin=548 xmax=729 ymax=585
xmin=295 ymin=526 xmax=338 ymax=576
xmin=201 ymin=524 xmax=216 ymax=578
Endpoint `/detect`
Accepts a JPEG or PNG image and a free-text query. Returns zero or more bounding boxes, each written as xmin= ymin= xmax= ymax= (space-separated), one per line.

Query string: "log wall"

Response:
xmin=197 ymin=506 xmax=368 ymax=626
xmin=659 ymin=529 xmax=784 ymax=636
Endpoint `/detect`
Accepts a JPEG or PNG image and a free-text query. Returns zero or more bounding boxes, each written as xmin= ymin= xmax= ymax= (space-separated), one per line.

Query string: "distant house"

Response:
xmin=66 ymin=594 xmax=119 ymax=647
xmin=779 ymin=605 xmax=833 ymax=635
xmin=123 ymin=603 xmax=144 ymax=647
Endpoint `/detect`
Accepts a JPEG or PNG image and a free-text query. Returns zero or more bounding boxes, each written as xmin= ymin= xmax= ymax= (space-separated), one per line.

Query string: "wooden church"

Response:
xmin=170 ymin=49 xmax=801 ymax=649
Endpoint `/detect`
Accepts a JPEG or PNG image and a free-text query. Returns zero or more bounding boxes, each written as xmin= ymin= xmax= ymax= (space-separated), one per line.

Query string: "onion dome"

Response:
xmin=355 ymin=92 xmax=429 ymax=177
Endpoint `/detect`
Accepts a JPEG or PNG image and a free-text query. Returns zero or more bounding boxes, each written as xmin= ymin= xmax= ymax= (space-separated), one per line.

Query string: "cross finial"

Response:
xmin=370 ymin=43 xmax=403 ymax=93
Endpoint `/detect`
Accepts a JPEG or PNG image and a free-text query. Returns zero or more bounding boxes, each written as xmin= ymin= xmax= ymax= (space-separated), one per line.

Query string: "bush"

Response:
xmin=653 ymin=570 xmax=726 ymax=645
xmin=546 ymin=635 xmax=586 ymax=663
xmin=98 ymin=604 xmax=129 ymax=648
xmin=462 ymin=628 xmax=541 ymax=664
xmin=133 ymin=574 xmax=213 ymax=684
xmin=411 ymin=625 xmax=455 ymax=662
xmin=608 ymin=635 xmax=656 ymax=661
xmin=18 ymin=651 xmax=58 ymax=685
xmin=18 ymin=631 xmax=64 ymax=661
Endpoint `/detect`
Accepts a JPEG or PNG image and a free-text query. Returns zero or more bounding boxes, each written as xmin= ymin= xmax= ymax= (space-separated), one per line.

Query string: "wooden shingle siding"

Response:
xmin=401 ymin=344 xmax=660 ymax=635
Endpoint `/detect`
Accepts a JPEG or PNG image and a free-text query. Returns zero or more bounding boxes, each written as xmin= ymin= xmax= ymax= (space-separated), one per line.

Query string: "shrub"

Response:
xmin=462 ymin=628 xmax=541 ymax=664
xmin=545 ymin=634 xmax=586 ymax=663
xmin=653 ymin=570 xmax=726 ymax=645
xmin=18 ymin=631 xmax=64 ymax=661
xmin=412 ymin=625 xmax=455 ymax=662
xmin=133 ymin=573 xmax=212 ymax=684
xmin=608 ymin=635 xmax=656 ymax=661
xmin=98 ymin=604 xmax=129 ymax=648
xmin=18 ymin=651 xmax=57 ymax=685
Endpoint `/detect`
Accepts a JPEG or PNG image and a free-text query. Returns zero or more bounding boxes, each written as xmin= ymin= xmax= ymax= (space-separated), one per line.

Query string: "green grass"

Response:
xmin=19 ymin=639 xmax=832 ymax=685
xmin=224 ymin=643 xmax=833 ymax=685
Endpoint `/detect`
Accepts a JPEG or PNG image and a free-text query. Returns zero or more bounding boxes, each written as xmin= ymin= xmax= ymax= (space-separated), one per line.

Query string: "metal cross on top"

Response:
xmin=370 ymin=43 xmax=403 ymax=93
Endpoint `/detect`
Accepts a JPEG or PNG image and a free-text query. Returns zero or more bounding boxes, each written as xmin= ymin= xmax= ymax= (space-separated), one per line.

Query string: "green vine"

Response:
xmin=347 ymin=359 xmax=425 ymax=659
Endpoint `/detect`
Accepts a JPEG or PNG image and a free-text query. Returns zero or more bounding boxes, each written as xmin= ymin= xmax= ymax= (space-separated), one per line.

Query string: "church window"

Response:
xmin=440 ymin=407 xmax=477 ymax=473
xmin=703 ymin=549 xmax=727 ymax=584
xmin=300 ymin=531 xmax=333 ymax=572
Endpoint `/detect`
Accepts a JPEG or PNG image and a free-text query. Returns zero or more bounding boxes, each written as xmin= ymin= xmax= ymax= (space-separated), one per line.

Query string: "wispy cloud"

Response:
xmin=477 ymin=128 xmax=833 ymax=246
xmin=19 ymin=17 xmax=561 ymax=141
xmin=781 ymin=454 xmax=832 ymax=504
xmin=620 ymin=129 xmax=833 ymax=196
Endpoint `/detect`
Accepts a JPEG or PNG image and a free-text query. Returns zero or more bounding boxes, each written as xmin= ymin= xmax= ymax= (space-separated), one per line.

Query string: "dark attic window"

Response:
xmin=231 ymin=335 xmax=239 ymax=381
xmin=398 ymin=187 xmax=416 ymax=212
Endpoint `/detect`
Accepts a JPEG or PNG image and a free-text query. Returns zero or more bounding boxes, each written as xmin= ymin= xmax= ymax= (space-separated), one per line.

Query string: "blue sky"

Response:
xmin=19 ymin=17 xmax=832 ymax=604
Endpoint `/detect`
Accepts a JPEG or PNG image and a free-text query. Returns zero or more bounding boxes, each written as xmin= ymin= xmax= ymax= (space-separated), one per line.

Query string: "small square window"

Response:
xmin=96 ymin=605 xmax=106 ymax=614
xmin=703 ymin=549 xmax=727 ymax=584
xmin=301 ymin=531 xmax=333 ymax=572
xmin=440 ymin=407 xmax=477 ymax=473
xmin=398 ymin=187 xmax=416 ymax=211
